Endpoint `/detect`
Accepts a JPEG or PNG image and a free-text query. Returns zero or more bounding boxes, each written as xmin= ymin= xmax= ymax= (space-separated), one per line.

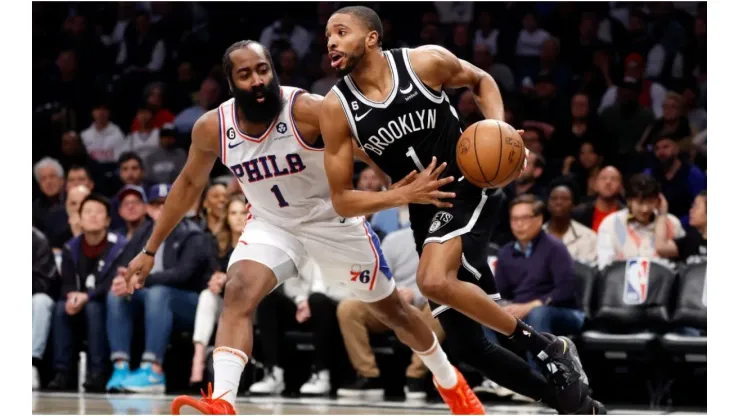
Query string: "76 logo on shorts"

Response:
xmin=350 ymin=265 xmax=371 ymax=284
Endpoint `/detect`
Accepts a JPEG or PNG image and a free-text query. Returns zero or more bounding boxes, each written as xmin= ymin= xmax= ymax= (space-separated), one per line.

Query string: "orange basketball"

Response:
xmin=455 ymin=120 xmax=526 ymax=189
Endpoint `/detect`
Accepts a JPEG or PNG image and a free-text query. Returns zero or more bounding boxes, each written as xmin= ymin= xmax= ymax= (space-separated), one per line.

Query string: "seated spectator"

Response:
xmin=59 ymin=131 xmax=98 ymax=175
xmin=116 ymin=11 xmax=166 ymax=76
xmin=47 ymin=194 xmax=128 ymax=392
xmin=636 ymin=93 xmax=695 ymax=153
xmin=515 ymin=12 xmax=551 ymax=81
xmin=110 ymin=152 xmax=148 ymax=230
xmin=33 ymin=228 xmax=60 ymax=390
xmin=472 ymin=44 xmax=515 ymax=94
xmin=337 ymin=226 xmax=444 ymax=400
xmin=277 ymin=48 xmax=309 ymax=90
xmin=573 ymin=166 xmax=624 ymax=232
xmin=596 ymin=174 xmax=685 ymax=270
xmin=656 ymin=191 xmax=707 ymax=265
xmin=549 ymin=93 xmax=606 ymax=161
xmin=198 ymin=182 xmax=228 ymax=234
xmin=457 ymin=89 xmax=483 ymax=130
xmin=249 ymin=261 xmax=350 ymax=396
xmin=509 ymin=150 xmax=547 ymax=201
xmin=599 ymin=77 xmax=655 ymax=163
xmin=65 ymin=185 xmax=92 ymax=238
xmin=496 ymin=195 xmax=584 ymax=337
xmin=520 ymin=72 xmax=561 ymax=125
xmin=190 ymin=196 xmax=247 ymax=384
xmin=354 ymin=165 xmax=401 ymax=240
xmin=544 ymin=182 xmax=598 ymax=265
xmin=449 ymin=24 xmax=473 ymax=63
xmin=473 ymin=11 xmax=499 ymax=57
xmin=32 ymin=157 xmax=69 ymax=250
xmin=259 ymin=15 xmax=311 ymax=60
xmin=562 ymin=140 xmax=604 ymax=199
xmin=81 ymin=102 xmax=125 ymax=163
xmin=106 ymin=185 xmax=211 ymax=393
xmin=144 ymin=125 xmax=187 ymax=184
xmin=644 ymin=136 xmax=707 ymax=227
xmin=682 ymin=82 xmax=707 ymax=133
xmin=66 ymin=165 xmax=95 ymax=193
xmin=115 ymin=185 xmax=149 ymax=240
xmin=130 ymin=83 xmax=176 ymax=132
xmin=598 ymin=54 xmax=667 ymax=119
xmin=173 ymin=78 xmax=221 ymax=136
xmin=117 ymin=105 xmax=161 ymax=161
xmin=310 ymin=53 xmax=339 ymax=97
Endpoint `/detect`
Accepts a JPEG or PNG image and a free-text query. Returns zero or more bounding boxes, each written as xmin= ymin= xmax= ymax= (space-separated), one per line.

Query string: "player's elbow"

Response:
xmin=330 ymin=191 xmax=355 ymax=218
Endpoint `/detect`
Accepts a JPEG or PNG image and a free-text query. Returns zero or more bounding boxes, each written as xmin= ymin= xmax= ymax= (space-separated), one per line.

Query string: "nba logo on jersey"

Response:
xmin=623 ymin=258 xmax=650 ymax=305
xmin=487 ymin=256 xmax=498 ymax=277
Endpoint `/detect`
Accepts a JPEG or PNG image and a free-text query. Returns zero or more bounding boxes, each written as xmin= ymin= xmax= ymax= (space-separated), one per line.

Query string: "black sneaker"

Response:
xmin=404 ymin=377 xmax=426 ymax=400
xmin=83 ymin=371 xmax=108 ymax=393
xmin=337 ymin=376 xmax=384 ymax=398
xmin=537 ymin=335 xmax=607 ymax=414
xmin=46 ymin=372 xmax=71 ymax=391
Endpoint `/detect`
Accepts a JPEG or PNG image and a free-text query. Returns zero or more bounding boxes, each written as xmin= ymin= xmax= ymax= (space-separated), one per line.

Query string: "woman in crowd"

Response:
xmin=562 ymin=140 xmax=604 ymax=200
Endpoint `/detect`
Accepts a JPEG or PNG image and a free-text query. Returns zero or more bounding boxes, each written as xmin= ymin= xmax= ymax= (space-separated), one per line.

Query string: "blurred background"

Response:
xmin=32 ymin=1 xmax=707 ymax=412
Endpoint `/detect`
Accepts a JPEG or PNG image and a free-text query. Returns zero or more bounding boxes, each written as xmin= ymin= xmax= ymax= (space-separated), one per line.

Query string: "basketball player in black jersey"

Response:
xmin=320 ymin=6 xmax=605 ymax=415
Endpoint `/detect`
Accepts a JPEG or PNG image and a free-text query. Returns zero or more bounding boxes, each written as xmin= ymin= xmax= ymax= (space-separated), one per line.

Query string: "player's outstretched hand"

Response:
xmin=400 ymin=156 xmax=456 ymax=208
xmin=123 ymin=251 xmax=155 ymax=294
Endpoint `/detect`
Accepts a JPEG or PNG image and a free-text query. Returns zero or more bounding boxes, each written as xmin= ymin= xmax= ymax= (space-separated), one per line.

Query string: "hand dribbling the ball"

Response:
xmin=394 ymin=156 xmax=456 ymax=208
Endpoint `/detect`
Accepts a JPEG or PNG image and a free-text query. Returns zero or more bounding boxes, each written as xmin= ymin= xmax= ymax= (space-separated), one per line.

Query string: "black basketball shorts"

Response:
xmin=408 ymin=178 xmax=506 ymax=317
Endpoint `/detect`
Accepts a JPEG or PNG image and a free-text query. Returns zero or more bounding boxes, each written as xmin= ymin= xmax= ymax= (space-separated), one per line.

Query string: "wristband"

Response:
xmin=142 ymin=248 xmax=156 ymax=257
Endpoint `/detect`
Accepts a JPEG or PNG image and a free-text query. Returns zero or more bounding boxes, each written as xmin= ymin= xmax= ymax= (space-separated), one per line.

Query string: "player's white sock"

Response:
xmin=413 ymin=333 xmax=458 ymax=389
xmin=212 ymin=347 xmax=248 ymax=406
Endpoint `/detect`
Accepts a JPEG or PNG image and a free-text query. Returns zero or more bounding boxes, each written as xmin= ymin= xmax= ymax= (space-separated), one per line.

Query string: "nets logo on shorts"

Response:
xmin=429 ymin=212 xmax=454 ymax=233
xmin=623 ymin=258 xmax=650 ymax=305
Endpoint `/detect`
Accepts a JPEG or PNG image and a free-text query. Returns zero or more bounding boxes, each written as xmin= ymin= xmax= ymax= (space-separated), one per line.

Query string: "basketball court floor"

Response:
xmin=33 ymin=392 xmax=706 ymax=415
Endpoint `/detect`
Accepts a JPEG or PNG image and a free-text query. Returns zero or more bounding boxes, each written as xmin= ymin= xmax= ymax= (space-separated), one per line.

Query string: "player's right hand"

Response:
xmin=400 ymin=157 xmax=456 ymax=208
xmin=123 ymin=251 xmax=156 ymax=294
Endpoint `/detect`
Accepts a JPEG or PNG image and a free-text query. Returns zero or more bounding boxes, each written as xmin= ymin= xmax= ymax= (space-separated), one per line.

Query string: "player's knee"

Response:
xmin=417 ymin=271 xmax=452 ymax=304
xmin=223 ymin=270 xmax=259 ymax=314
xmin=337 ymin=299 xmax=360 ymax=322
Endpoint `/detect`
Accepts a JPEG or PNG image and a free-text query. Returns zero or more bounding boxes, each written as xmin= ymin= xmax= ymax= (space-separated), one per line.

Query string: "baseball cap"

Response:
xmin=117 ymin=184 xmax=147 ymax=204
xmin=160 ymin=123 xmax=176 ymax=138
xmin=148 ymin=184 xmax=172 ymax=202
xmin=624 ymin=53 xmax=644 ymax=70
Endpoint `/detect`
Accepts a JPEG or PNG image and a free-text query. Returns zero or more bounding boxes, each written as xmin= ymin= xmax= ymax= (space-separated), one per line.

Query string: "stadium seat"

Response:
xmin=572 ymin=261 xmax=597 ymax=320
xmin=660 ymin=261 xmax=707 ymax=355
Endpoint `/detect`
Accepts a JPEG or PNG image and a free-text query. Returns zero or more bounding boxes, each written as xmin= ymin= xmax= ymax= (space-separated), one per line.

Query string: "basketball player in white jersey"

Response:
xmin=121 ymin=41 xmax=485 ymax=415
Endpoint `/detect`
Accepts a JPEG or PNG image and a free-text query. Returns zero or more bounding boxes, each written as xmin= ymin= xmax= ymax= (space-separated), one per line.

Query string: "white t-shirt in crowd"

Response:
xmin=516 ymin=29 xmax=551 ymax=57
xmin=81 ymin=122 xmax=125 ymax=163
xmin=116 ymin=129 xmax=161 ymax=161
xmin=474 ymin=29 xmax=500 ymax=56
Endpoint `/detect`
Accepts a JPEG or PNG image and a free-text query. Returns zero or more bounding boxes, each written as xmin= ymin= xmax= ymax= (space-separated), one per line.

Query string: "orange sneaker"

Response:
xmin=433 ymin=367 xmax=486 ymax=415
xmin=171 ymin=383 xmax=236 ymax=415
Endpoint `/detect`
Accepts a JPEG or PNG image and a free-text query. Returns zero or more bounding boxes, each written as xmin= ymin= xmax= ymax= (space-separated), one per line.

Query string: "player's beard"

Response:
xmin=232 ymin=77 xmax=284 ymax=124
xmin=336 ymin=45 xmax=366 ymax=77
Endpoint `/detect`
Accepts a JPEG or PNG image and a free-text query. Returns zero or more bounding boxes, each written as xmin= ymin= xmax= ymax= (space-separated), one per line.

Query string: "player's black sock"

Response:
xmin=507 ymin=318 xmax=552 ymax=355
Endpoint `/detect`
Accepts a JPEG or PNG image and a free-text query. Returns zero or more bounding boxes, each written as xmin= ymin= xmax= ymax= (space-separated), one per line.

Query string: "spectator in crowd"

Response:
xmin=618 ymin=9 xmax=653 ymax=63
xmin=596 ymin=174 xmax=684 ymax=270
xmin=115 ymin=185 xmax=149 ymax=240
xmin=144 ymin=125 xmax=187 ymax=184
xmin=682 ymin=82 xmax=707 ymax=133
xmin=190 ymin=196 xmax=247 ymax=384
xmin=570 ymin=11 xmax=607 ymax=76
xmin=59 ymin=130 xmax=96 ymax=175
xmin=198 ymin=182 xmax=228 ymax=234
xmin=544 ymin=182 xmax=598 ymax=265
xmin=106 ymin=184 xmax=210 ymax=393
xmin=419 ymin=23 xmax=443 ymax=46
xmin=516 ymin=12 xmax=551 ymax=58
xmin=644 ymin=136 xmax=707 ymax=226
xmin=520 ymin=128 xmax=546 ymax=160
xmin=562 ymin=140 xmax=604 ymax=199
xmin=311 ymin=53 xmax=339 ymax=96
xmin=656 ymin=191 xmax=707 ymax=264
xmin=249 ymin=263 xmax=351 ymax=396
xmin=472 ymin=44 xmax=515 ymax=93
xmin=354 ymin=165 xmax=402 ymax=240
xmin=337 ymin=226 xmax=443 ymax=400
xmin=118 ymin=105 xmax=161 ymax=161
xmin=34 ymin=49 xmax=93 ymax=134
xmin=170 ymin=61 xmax=201 ymax=113
xmin=81 ymin=102 xmax=125 ymax=164
xmin=473 ymin=11 xmax=499 ymax=57
xmin=66 ymin=165 xmax=95 ymax=193
xmin=118 ymin=152 xmax=147 ymax=187
xmin=573 ymin=166 xmax=624 ymax=232
xmin=259 ymin=15 xmax=312 ymax=60
xmin=449 ymin=24 xmax=473 ymax=63
xmin=636 ymin=93 xmax=695 ymax=152
xmin=599 ymin=54 xmax=668 ymax=118
xmin=32 ymin=157 xmax=69 ymax=250
xmin=457 ymin=89 xmax=483 ymax=130
xmin=510 ymin=150 xmax=548 ymax=201
xmin=496 ymin=195 xmax=585 ymax=338
xmin=32 ymin=228 xmax=60 ymax=391
xmin=278 ymin=48 xmax=309 ymax=90
xmin=549 ymin=93 xmax=605 ymax=161
xmin=599 ymin=77 xmax=655 ymax=162
xmin=47 ymin=194 xmax=127 ymax=392
xmin=116 ymin=11 xmax=166 ymax=75
xmin=533 ymin=37 xmax=571 ymax=95
xmin=173 ymin=78 xmax=221 ymax=136
xmin=380 ymin=18 xmax=407 ymax=50
xmin=65 ymin=184 xmax=92 ymax=239
xmin=520 ymin=72 xmax=561 ymax=125
xmin=131 ymin=83 xmax=176 ymax=132
xmin=434 ymin=2 xmax=473 ymax=24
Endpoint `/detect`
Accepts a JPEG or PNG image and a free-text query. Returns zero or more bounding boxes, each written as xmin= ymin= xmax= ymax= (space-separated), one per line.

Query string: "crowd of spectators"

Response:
xmin=32 ymin=1 xmax=707 ymax=400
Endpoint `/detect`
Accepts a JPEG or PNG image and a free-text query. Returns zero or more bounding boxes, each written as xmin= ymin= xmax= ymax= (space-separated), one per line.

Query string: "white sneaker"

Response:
xmin=32 ymin=366 xmax=40 ymax=391
xmin=299 ymin=370 xmax=331 ymax=395
xmin=249 ymin=367 xmax=285 ymax=395
xmin=473 ymin=378 xmax=514 ymax=398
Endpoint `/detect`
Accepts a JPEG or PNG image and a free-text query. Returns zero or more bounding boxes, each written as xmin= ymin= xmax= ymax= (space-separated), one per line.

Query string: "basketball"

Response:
xmin=455 ymin=120 xmax=526 ymax=189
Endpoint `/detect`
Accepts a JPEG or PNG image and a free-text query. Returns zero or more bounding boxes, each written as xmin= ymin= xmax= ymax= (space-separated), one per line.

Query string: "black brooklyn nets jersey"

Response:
xmin=332 ymin=48 xmax=463 ymax=183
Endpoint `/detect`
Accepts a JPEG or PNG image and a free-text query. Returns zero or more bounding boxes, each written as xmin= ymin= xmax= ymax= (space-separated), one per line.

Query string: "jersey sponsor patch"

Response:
xmin=429 ymin=211 xmax=453 ymax=233
xmin=276 ymin=122 xmax=288 ymax=134
xmin=623 ymin=258 xmax=650 ymax=305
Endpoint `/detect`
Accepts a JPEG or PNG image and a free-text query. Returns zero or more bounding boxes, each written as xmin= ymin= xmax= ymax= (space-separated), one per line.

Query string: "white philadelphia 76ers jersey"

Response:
xmin=218 ymin=86 xmax=338 ymax=226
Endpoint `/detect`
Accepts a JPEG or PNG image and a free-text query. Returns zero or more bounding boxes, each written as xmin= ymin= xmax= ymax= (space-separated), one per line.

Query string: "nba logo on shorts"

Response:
xmin=623 ymin=258 xmax=650 ymax=305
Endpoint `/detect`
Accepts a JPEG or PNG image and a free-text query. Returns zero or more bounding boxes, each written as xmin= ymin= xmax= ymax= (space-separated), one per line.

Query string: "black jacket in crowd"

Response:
xmin=60 ymin=231 xmax=128 ymax=301
xmin=32 ymin=227 xmax=60 ymax=299
xmin=117 ymin=217 xmax=213 ymax=292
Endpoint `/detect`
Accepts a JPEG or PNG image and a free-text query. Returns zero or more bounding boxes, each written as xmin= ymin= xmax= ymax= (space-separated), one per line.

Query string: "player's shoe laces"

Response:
xmin=537 ymin=335 xmax=607 ymax=414
xmin=171 ymin=383 xmax=236 ymax=415
xmin=433 ymin=367 xmax=485 ymax=415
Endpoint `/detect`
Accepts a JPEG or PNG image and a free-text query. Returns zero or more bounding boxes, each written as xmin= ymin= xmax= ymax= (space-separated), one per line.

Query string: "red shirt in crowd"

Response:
xmin=130 ymin=109 xmax=175 ymax=132
xmin=592 ymin=206 xmax=618 ymax=232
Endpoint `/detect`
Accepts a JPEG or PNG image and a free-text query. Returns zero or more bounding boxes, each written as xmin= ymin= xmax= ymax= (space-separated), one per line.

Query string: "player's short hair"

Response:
xmin=334 ymin=6 xmax=383 ymax=45
xmin=79 ymin=193 xmax=112 ymax=218
xmin=509 ymin=194 xmax=545 ymax=217
xmin=626 ymin=173 xmax=660 ymax=200
xmin=221 ymin=40 xmax=276 ymax=86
